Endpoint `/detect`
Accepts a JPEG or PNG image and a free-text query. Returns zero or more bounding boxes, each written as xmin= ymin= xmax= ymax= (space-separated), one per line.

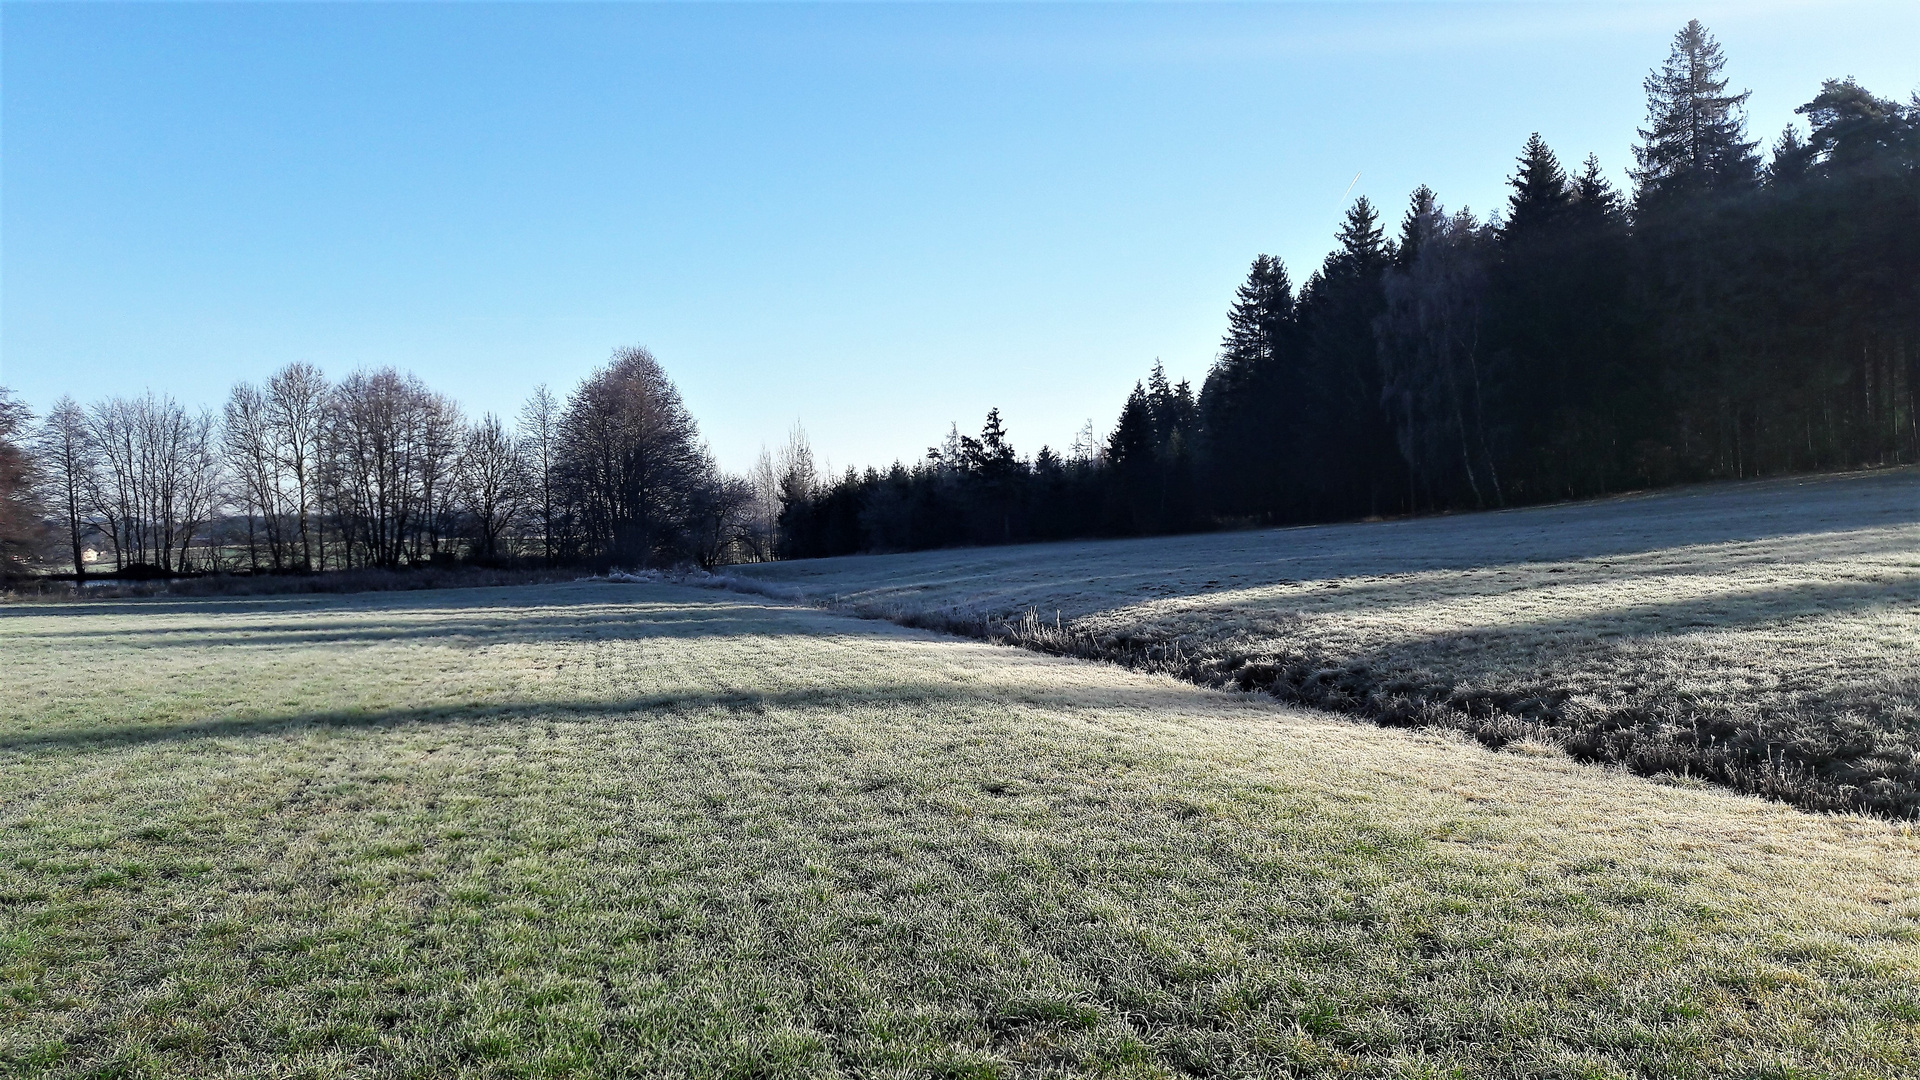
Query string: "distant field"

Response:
xmin=5 ymin=583 xmax=1917 ymax=1077
xmin=730 ymin=468 xmax=1920 ymax=815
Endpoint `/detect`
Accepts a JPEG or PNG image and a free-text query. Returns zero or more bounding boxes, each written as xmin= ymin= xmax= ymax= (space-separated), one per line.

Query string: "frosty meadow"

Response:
xmin=3 ymin=7 xmax=1918 ymax=1078
xmin=5 ymin=468 xmax=1920 ymax=1076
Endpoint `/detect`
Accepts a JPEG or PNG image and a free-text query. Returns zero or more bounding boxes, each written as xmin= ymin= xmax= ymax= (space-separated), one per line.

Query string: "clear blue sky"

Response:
xmin=4 ymin=2 xmax=1915 ymax=474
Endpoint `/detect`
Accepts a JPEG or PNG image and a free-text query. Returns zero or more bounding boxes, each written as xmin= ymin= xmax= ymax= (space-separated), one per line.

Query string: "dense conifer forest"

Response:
xmin=776 ymin=22 xmax=1920 ymax=559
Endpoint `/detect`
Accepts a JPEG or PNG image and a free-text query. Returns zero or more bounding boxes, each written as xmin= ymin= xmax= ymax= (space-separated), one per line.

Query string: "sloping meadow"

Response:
xmin=729 ymin=468 xmax=1920 ymax=816
xmin=2 ymin=582 xmax=1917 ymax=1076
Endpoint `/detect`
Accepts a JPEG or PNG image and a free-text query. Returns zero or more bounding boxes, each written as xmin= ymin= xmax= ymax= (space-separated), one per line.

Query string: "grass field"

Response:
xmin=728 ymin=469 xmax=1920 ymax=816
xmin=4 ymin=582 xmax=1919 ymax=1077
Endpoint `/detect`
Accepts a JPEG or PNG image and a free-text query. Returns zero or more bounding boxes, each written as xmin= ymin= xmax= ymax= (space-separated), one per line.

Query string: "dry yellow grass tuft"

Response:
xmin=3 ymin=582 xmax=1917 ymax=1076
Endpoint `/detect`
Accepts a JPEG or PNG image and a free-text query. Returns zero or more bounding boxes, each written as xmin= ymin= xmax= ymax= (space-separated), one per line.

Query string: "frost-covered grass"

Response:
xmin=729 ymin=469 xmax=1920 ymax=815
xmin=3 ymin=582 xmax=1919 ymax=1077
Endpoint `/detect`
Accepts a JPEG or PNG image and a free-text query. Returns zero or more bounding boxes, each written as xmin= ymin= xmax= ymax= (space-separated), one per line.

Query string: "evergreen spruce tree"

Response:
xmin=1765 ymin=126 xmax=1815 ymax=185
xmin=1630 ymin=23 xmax=1766 ymax=480
xmin=1396 ymin=185 xmax=1444 ymax=269
xmin=1569 ymin=154 xmax=1626 ymax=228
xmin=1332 ymin=195 xmax=1389 ymax=266
xmin=1105 ymin=383 xmax=1160 ymax=533
xmin=959 ymin=408 xmax=1020 ymax=542
xmin=1106 ymin=384 xmax=1156 ymax=469
xmin=1163 ymin=379 xmax=1199 ymax=444
xmin=1197 ymin=255 xmax=1297 ymax=518
xmin=1145 ymin=360 xmax=1175 ymax=441
xmin=1491 ymin=140 xmax=1635 ymax=497
xmin=1631 ymin=20 xmax=1759 ymax=209
xmin=968 ymin=409 xmax=1017 ymax=476
xmin=1295 ymin=197 xmax=1401 ymax=517
xmin=1500 ymin=134 xmax=1573 ymax=241
xmin=1142 ymin=361 xmax=1200 ymax=451
xmin=1212 ymin=256 xmax=1294 ymax=386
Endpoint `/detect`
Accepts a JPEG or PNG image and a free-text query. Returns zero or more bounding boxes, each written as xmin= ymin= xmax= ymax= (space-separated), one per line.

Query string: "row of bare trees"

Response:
xmin=36 ymin=394 xmax=222 ymax=574
xmin=5 ymin=346 xmax=771 ymax=578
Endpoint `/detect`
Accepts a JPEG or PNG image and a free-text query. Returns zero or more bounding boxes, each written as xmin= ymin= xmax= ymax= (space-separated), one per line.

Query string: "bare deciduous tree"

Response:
xmin=266 ymin=363 xmax=328 ymax=569
xmin=517 ymin=385 xmax=559 ymax=565
xmin=326 ymin=368 xmax=431 ymax=569
xmin=35 ymin=396 xmax=93 ymax=577
xmin=18 ymin=346 xmax=779 ymax=578
xmin=224 ymin=382 xmax=289 ymax=571
xmin=417 ymin=392 xmax=465 ymax=560
xmin=171 ymin=412 xmax=224 ymax=571
xmin=744 ymin=446 xmax=780 ymax=561
xmin=456 ymin=413 xmax=526 ymax=560
xmin=80 ymin=393 xmax=222 ymax=573
xmin=687 ymin=468 xmax=757 ymax=569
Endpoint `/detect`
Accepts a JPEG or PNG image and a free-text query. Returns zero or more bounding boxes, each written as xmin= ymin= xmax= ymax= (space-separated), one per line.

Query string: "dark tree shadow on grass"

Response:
xmin=0 ymin=683 xmax=985 ymax=755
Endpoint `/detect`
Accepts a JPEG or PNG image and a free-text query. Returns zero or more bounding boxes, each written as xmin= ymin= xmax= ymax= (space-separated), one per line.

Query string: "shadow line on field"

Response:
xmin=0 ymin=580 xmax=732 ymax=624
xmin=0 ymin=683 xmax=982 ymax=754
xmin=1129 ymin=575 xmax=1920 ymax=652
xmin=1397 ymin=578 xmax=1919 ymax=666
xmin=8 ymin=606 xmax=832 ymax=649
xmin=0 ymin=581 xmax=605 ymax=621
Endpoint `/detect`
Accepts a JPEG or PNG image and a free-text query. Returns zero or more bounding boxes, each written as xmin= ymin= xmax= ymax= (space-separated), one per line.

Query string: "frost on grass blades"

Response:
xmin=3 ymin=582 xmax=1917 ymax=1076
xmin=731 ymin=468 xmax=1920 ymax=817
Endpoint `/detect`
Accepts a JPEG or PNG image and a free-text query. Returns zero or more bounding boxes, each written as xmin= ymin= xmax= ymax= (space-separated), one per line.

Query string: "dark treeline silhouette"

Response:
xmin=1 ymin=347 xmax=765 ymax=581
xmin=779 ymin=21 xmax=1919 ymax=558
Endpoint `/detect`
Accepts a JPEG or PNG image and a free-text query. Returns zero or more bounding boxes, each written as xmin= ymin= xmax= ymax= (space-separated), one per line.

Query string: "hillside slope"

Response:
xmin=731 ymin=469 xmax=1920 ymax=814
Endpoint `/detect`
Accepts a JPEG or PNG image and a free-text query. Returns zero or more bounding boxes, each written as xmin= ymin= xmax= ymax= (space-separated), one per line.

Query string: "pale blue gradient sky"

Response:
xmin=4 ymin=2 xmax=1915 ymax=472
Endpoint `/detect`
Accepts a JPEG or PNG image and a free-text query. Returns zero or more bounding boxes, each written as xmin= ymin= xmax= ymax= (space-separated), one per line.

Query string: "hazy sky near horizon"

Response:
xmin=4 ymin=2 xmax=1916 ymax=473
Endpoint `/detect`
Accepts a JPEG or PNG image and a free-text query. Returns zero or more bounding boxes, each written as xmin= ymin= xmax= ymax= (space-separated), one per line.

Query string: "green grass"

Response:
xmin=727 ymin=468 xmax=1920 ymax=815
xmin=3 ymin=582 xmax=1918 ymax=1077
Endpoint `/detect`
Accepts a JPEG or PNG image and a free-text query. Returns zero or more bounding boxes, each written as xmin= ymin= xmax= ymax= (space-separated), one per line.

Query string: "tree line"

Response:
xmin=0 ymin=346 xmax=769 ymax=579
xmin=777 ymin=21 xmax=1919 ymax=557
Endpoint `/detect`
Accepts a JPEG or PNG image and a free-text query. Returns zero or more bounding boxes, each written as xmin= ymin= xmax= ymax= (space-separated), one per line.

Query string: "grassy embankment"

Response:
xmin=727 ymin=468 xmax=1920 ymax=816
xmin=3 ymin=582 xmax=1917 ymax=1077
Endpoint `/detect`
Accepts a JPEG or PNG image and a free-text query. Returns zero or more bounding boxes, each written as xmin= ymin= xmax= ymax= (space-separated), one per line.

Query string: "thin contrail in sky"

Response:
xmin=1340 ymin=171 xmax=1362 ymax=205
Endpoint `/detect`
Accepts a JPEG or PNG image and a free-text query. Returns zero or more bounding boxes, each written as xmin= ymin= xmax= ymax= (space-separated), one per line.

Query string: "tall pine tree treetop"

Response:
xmin=1333 ymin=197 xmax=1389 ymax=268
xmin=1766 ymin=125 xmax=1815 ymax=185
xmin=1217 ymin=255 xmax=1294 ymax=372
xmin=1106 ymin=383 xmax=1156 ymax=468
xmin=1397 ymin=185 xmax=1444 ymax=268
xmin=1569 ymin=154 xmax=1625 ymax=228
xmin=1501 ymin=134 xmax=1573 ymax=241
xmin=961 ymin=408 xmax=1017 ymax=477
xmin=1147 ymin=360 xmax=1172 ymax=404
xmin=1632 ymin=19 xmax=1759 ymax=209
xmin=1300 ymin=197 xmax=1390 ymax=311
xmin=1146 ymin=368 xmax=1198 ymax=444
